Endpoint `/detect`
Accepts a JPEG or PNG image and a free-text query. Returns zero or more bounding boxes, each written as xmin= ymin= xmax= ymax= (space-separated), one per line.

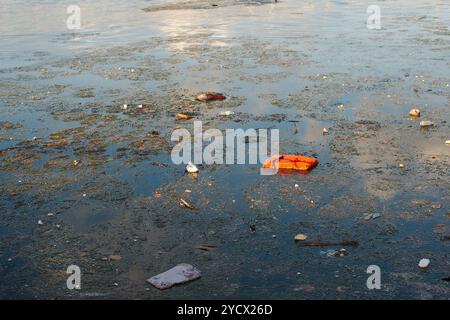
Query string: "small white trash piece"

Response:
xmin=147 ymin=263 xmax=201 ymax=290
xmin=219 ymin=110 xmax=234 ymax=116
xmin=418 ymin=258 xmax=430 ymax=269
xmin=186 ymin=161 xmax=199 ymax=173
xmin=420 ymin=120 xmax=434 ymax=128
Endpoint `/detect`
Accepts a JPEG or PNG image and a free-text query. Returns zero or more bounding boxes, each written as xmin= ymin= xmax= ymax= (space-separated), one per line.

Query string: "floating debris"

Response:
xmin=294 ymin=234 xmax=308 ymax=241
xmin=175 ymin=113 xmax=193 ymax=121
xmin=43 ymin=140 xmax=70 ymax=148
xmin=108 ymin=255 xmax=122 ymax=261
xmin=196 ymin=92 xmax=226 ymax=102
xmin=150 ymin=162 xmax=168 ymax=168
xmin=219 ymin=110 xmax=234 ymax=116
xmin=420 ymin=120 xmax=434 ymax=128
xmin=262 ymin=154 xmax=318 ymax=172
xmin=418 ymin=258 xmax=430 ymax=269
xmin=409 ymin=108 xmax=420 ymax=117
xmin=325 ymin=249 xmax=349 ymax=257
xmin=147 ymin=263 xmax=201 ymax=290
xmin=186 ymin=161 xmax=199 ymax=173
xmin=364 ymin=212 xmax=381 ymax=221
xmin=297 ymin=241 xmax=358 ymax=247
xmin=195 ymin=244 xmax=217 ymax=252
xmin=364 ymin=213 xmax=381 ymax=221
xmin=180 ymin=198 xmax=194 ymax=209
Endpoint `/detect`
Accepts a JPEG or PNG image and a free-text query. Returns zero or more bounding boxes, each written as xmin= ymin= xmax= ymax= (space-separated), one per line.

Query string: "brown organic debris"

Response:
xmin=297 ymin=241 xmax=359 ymax=247
xmin=195 ymin=244 xmax=217 ymax=252
xmin=175 ymin=113 xmax=193 ymax=121
xmin=196 ymin=92 xmax=226 ymax=102
xmin=43 ymin=140 xmax=70 ymax=148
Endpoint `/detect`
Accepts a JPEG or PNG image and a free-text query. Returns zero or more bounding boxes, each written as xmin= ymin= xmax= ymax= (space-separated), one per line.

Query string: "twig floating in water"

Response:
xmin=196 ymin=244 xmax=217 ymax=252
xmin=297 ymin=241 xmax=359 ymax=247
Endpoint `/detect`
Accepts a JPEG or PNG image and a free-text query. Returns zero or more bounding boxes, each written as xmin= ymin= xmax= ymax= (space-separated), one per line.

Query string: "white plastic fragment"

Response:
xmin=219 ymin=110 xmax=234 ymax=116
xmin=186 ymin=161 xmax=199 ymax=173
xmin=294 ymin=234 xmax=307 ymax=241
xmin=371 ymin=213 xmax=381 ymax=219
xmin=180 ymin=198 xmax=194 ymax=209
xmin=420 ymin=120 xmax=434 ymax=127
xmin=418 ymin=258 xmax=430 ymax=269
xmin=364 ymin=213 xmax=381 ymax=221
xmin=147 ymin=263 xmax=201 ymax=290
xmin=325 ymin=249 xmax=349 ymax=257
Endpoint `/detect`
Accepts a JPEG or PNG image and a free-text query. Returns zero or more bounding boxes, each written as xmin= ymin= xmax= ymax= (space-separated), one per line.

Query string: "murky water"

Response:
xmin=0 ymin=0 xmax=449 ymax=299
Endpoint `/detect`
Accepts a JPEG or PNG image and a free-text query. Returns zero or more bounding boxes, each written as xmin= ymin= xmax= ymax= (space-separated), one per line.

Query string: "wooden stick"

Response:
xmin=297 ymin=241 xmax=358 ymax=247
